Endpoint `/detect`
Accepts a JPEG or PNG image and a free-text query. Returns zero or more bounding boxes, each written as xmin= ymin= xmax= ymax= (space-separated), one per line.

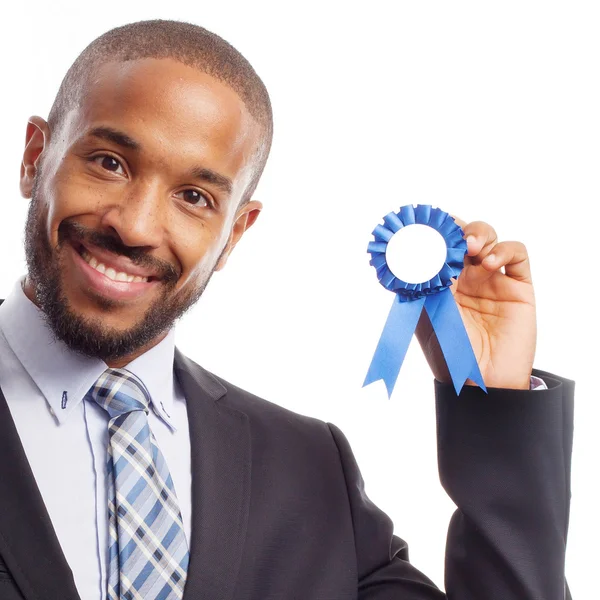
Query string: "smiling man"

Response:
xmin=0 ymin=19 xmax=573 ymax=600
xmin=24 ymin=42 xmax=267 ymax=366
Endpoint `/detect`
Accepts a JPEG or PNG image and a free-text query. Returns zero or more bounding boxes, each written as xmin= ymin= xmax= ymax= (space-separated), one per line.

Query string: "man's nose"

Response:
xmin=100 ymin=182 xmax=166 ymax=249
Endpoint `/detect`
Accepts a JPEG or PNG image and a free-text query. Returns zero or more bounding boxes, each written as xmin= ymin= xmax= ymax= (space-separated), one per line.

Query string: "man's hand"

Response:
xmin=415 ymin=218 xmax=536 ymax=390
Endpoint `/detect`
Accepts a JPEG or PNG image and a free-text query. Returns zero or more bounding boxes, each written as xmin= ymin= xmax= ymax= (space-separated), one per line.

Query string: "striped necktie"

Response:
xmin=86 ymin=368 xmax=190 ymax=600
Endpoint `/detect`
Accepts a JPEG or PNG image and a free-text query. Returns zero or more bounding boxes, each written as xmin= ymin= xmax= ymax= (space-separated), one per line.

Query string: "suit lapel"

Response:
xmin=174 ymin=350 xmax=251 ymax=600
xmin=0 ymin=386 xmax=80 ymax=600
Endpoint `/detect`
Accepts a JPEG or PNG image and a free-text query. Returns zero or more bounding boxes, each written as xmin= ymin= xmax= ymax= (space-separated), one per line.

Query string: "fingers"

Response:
xmin=461 ymin=220 xmax=498 ymax=260
xmin=450 ymin=216 xmax=532 ymax=282
xmin=481 ymin=241 xmax=532 ymax=282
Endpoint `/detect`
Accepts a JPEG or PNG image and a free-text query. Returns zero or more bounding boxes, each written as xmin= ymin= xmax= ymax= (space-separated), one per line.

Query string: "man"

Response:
xmin=0 ymin=18 xmax=573 ymax=600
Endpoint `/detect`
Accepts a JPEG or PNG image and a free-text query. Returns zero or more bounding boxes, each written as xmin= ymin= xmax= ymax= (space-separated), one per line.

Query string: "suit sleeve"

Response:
xmin=327 ymin=368 xmax=574 ymax=599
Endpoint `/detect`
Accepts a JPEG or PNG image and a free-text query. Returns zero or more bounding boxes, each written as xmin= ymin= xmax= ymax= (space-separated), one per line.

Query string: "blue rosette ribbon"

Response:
xmin=364 ymin=204 xmax=487 ymax=397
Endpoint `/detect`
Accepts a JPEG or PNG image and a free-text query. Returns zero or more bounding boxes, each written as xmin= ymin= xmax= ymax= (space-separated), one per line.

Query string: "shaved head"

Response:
xmin=47 ymin=19 xmax=273 ymax=203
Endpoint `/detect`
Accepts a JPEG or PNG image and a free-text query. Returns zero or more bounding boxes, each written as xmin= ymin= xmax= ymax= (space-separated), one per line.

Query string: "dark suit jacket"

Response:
xmin=0 ymin=334 xmax=574 ymax=599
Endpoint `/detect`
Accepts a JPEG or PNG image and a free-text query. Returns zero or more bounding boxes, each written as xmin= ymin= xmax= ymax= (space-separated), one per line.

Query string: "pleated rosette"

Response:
xmin=367 ymin=204 xmax=466 ymax=301
xmin=364 ymin=204 xmax=486 ymax=397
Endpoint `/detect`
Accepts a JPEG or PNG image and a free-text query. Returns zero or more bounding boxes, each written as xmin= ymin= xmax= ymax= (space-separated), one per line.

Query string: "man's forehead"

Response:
xmin=87 ymin=57 xmax=241 ymax=100
xmin=79 ymin=58 xmax=252 ymax=133
xmin=64 ymin=58 xmax=261 ymax=180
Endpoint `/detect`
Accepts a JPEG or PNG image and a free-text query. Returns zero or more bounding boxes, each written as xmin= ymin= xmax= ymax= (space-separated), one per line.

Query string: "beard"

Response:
xmin=24 ymin=177 xmax=221 ymax=362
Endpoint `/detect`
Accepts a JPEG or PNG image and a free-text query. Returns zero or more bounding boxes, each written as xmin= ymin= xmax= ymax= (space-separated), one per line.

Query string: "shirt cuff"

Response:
xmin=530 ymin=375 xmax=548 ymax=390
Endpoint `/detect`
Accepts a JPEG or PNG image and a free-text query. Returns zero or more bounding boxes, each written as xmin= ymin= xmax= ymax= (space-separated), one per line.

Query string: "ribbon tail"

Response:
xmin=424 ymin=290 xmax=487 ymax=395
xmin=363 ymin=296 xmax=425 ymax=397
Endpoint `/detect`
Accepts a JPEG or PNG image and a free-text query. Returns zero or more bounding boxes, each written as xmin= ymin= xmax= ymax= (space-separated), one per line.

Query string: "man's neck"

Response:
xmin=106 ymin=331 xmax=170 ymax=368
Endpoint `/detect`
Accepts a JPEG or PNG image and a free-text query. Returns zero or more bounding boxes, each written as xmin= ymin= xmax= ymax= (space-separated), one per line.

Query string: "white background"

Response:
xmin=1 ymin=1 xmax=598 ymax=596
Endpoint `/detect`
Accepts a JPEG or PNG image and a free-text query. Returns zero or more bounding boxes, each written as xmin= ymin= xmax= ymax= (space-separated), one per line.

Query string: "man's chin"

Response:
xmin=69 ymin=307 xmax=146 ymax=339
xmin=67 ymin=284 xmax=153 ymax=320
xmin=39 ymin=288 xmax=162 ymax=362
xmin=28 ymin=249 xmax=200 ymax=362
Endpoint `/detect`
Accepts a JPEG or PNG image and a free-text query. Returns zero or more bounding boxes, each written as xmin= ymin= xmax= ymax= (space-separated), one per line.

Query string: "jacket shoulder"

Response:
xmin=175 ymin=349 xmax=332 ymax=437
xmin=222 ymin=374 xmax=325 ymax=425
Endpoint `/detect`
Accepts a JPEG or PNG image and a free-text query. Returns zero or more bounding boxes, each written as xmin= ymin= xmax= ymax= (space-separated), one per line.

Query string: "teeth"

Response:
xmin=80 ymin=249 xmax=148 ymax=283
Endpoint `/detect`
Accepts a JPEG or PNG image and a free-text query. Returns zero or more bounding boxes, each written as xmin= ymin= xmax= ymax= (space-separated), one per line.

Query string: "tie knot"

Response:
xmin=87 ymin=368 xmax=151 ymax=419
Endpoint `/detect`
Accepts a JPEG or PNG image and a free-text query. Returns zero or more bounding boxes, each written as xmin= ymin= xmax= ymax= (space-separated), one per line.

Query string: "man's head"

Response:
xmin=21 ymin=20 xmax=273 ymax=365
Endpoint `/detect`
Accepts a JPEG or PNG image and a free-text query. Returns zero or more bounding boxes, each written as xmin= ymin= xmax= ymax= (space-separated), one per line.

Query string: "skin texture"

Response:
xmin=19 ymin=56 xmax=536 ymax=387
xmin=20 ymin=58 xmax=263 ymax=367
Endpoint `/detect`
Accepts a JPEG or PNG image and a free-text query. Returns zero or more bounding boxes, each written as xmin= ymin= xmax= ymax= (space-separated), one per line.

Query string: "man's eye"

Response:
xmin=178 ymin=189 xmax=210 ymax=207
xmin=92 ymin=155 xmax=124 ymax=174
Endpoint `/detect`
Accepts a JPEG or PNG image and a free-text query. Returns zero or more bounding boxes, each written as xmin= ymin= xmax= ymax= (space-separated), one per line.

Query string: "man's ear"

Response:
xmin=215 ymin=199 xmax=263 ymax=271
xmin=20 ymin=116 xmax=50 ymax=198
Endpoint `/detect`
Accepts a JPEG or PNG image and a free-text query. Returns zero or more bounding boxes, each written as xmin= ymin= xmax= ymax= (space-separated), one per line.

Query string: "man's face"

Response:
xmin=21 ymin=58 xmax=262 ymax=363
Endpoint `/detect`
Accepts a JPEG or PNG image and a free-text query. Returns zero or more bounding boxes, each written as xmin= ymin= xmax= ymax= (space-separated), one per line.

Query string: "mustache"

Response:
xmin=57 ymin=221 xmax=180 ymax=285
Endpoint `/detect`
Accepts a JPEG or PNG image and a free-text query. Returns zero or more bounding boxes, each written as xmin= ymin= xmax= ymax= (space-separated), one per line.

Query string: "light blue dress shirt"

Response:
xmin=0 ymin=279 xmax=192 ymax=600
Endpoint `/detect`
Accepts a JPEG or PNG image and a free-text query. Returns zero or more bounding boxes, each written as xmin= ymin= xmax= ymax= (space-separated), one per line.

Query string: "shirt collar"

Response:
xmin=0 ymin=278 xmax=177 ymax=430
xmin=124 ymin=328 xmax=177 ymax=430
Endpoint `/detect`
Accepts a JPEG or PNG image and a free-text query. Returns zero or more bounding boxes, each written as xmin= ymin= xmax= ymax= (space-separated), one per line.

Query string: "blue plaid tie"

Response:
xmin=86 ymin=368 xmax=190 ymax=600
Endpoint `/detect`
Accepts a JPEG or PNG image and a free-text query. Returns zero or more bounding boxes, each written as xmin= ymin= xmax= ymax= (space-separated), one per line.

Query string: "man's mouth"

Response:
xmin=80 ymin=248 xmax=149 ymax=283
xmin=72 ymin=241 xmax=161 ymax=284
xmin=66 ymin=240 xmax=163 ymax=303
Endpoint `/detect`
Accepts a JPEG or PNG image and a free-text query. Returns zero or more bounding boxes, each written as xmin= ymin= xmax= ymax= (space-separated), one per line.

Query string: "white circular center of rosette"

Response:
xmin=385 ymin=224 xmax=448 ymax=284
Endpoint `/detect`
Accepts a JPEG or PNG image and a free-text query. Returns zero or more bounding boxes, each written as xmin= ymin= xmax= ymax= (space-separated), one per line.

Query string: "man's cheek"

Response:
xmin=42 ymin=188 xmax=70 ymax=249
xmin=178 ymin=254 xmax=214 ymax=290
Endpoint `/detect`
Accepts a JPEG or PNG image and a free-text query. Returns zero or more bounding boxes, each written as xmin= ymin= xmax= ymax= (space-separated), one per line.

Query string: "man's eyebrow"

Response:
xmin=87 ymin=127 xmax=140 ymax=151
xmin=86 ymin=126 xmax=233 ymax=195
xmin=188 ymin=166 xmax=233 ymax=195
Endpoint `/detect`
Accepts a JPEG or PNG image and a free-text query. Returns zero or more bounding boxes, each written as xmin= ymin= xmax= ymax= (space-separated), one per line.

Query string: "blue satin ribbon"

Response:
xmin=364 ymin=204 xmax=487 ymax=397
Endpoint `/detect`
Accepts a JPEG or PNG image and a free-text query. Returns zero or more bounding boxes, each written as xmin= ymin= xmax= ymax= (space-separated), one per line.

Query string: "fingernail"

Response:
xmin=485 ymin=254 xmax=496 ymax=263
xmin=467 ymin=235 xmax=477 ymax=246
